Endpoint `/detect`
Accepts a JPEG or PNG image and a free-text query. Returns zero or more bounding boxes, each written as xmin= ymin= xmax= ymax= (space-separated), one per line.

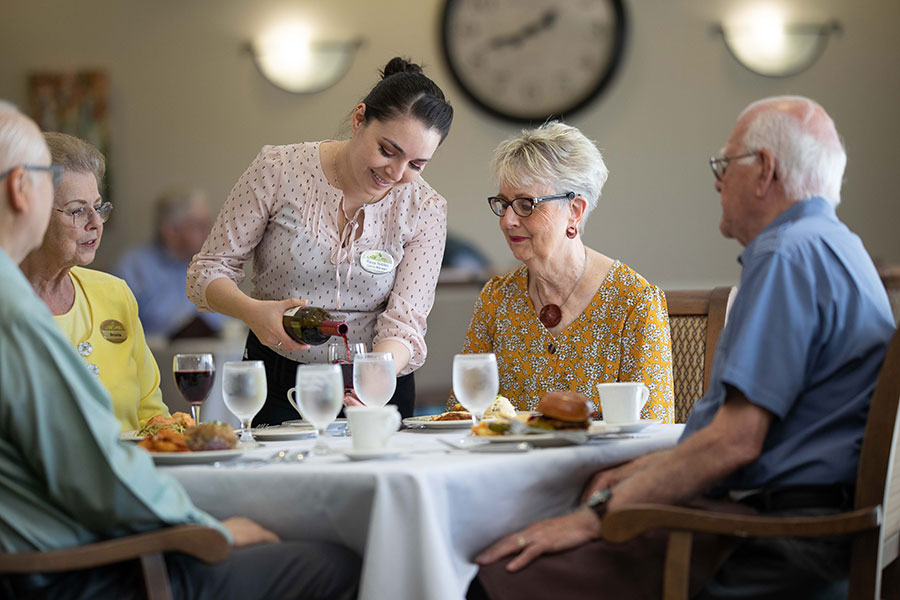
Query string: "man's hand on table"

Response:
xmin=223 ymin=517 xmax=280 ymax=547
xmin=474 ymin=508 xmax=602 ymax=572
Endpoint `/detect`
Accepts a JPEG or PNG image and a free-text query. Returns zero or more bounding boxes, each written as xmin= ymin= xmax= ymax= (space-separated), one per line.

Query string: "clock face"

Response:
xmin=441 ymin=0 xmax=627 ymax=124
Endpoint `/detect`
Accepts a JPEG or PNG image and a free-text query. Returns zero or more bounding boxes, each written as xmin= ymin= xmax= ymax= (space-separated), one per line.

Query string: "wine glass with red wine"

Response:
xmin=173 ymin=353 xmax=215 ymax=424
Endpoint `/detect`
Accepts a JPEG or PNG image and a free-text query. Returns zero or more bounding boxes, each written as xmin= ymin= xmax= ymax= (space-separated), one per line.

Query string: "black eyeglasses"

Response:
xmin=709 ymin=152 xmax=757 ymax=182
xmin=55 ymin=202 xmax=113 ymax=227
xmin=0 ymin=164 xmax=63 ymax=188
xmin=487 ymin=191 xmax=576 ymax=218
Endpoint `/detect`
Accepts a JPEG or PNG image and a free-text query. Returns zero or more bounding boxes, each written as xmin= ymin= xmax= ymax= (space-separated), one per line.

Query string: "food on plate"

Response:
xmin=138 ymin=411 xmax=195 ymax=437
xmin=471 ymin=419 xmax=514 ymax=436
xmin=526 ymin=391 xmax=592 ymax=431
xmin=432 ymin=395 xmax=515 ymax=422
xmin=138 ymin=429 xmax=189 ymax=453
xmin=138 ymin=422 xmax=237 ymax=453
xmin=483 ymin=395 xmax=517 ymax=420
xmin=431 ymin=411 xmax=472 ymax=421
xmin=185 ymin=422 xmax=238 ymax=451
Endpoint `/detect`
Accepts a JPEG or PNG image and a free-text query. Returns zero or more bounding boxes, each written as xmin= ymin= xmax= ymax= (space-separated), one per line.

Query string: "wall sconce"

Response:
xmin=246 ymin=24 xmax=362 ymax=94
xmin=714 ymin=7 xmax=841 ymax=77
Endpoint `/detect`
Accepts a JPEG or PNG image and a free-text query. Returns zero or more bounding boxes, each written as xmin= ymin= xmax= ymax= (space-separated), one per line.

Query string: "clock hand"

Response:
xmin=488 ymin=9 xmax=559 ymax=50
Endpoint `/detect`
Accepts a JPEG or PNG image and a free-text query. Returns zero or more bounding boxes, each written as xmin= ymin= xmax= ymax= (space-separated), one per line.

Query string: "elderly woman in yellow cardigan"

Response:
xmin=20 ymin=132 xmax=169 ymax=432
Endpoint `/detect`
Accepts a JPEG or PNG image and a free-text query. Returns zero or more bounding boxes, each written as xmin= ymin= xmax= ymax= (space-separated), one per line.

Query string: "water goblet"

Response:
xmin=173 ymin=353 xmax=215 ymax=423
xmin=222 ymin=361 xmax=267 ymax=446
xmin=352 ymin=352 xmax=396 ymax=408
xmin=452 ymin=353 xmax=499 ymax=427
xmin=295 ymin=364 xmax=343 ymax=455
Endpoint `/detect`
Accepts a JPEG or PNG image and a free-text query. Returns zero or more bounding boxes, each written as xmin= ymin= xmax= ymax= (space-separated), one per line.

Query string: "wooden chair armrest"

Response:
xmin=601 ymin=503 xmax=882 ymax=544
xmin=0 ymin=525 xmax=230 ymax=573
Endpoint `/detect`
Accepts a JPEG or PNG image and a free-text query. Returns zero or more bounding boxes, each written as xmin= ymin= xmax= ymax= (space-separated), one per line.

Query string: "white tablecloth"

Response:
xmin=165 ymin=424 xmax=683 ymax=600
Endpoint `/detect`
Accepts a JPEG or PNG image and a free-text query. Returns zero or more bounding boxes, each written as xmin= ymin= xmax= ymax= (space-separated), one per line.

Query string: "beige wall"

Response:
xmin=2 ymin=0 xmax=898 ymax=287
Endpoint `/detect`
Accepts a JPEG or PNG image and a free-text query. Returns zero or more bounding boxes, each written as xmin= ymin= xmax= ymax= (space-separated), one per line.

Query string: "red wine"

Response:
xmin=283 ymin=306 xmax=349 ymax=346
xmin=174 ymin=369 xmax=214 ymax=404
xmin=331 ymin=360 xmax=354 ymax=390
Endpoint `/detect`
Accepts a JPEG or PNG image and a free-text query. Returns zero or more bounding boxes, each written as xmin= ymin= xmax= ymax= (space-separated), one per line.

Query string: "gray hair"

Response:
xmin=0 ymin=102 xmax=47 ymax=176
xmin=154 ymin=186 xmax=208 ymax=233
xmin=43 ymin=132 xmax=106 ymax=186
xmin=491 ymin=121 xmax=609 ymax=232
xmin=738 ymin=96 xmax=846 ymax=207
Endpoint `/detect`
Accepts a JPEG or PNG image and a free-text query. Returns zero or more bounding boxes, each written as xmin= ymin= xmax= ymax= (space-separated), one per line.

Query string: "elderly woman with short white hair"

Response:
xmin=458 ymin=121 xmax=674 ymax=422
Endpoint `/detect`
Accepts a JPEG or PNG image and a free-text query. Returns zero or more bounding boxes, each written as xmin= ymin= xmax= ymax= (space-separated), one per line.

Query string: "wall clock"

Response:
xmin=440 ymin=0 xmax=627 ymax=124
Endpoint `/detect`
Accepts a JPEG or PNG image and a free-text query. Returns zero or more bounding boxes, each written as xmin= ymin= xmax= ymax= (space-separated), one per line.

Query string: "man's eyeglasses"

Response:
xmin=709 ymin=152 xmax=757 ymax=182
xmin=0 ymin=164 xmax=63 ymax=188
xmin=55 ymin=202 xmax=113 ymax=227
xmin=487 ymin=191 xmax=576 ymax=218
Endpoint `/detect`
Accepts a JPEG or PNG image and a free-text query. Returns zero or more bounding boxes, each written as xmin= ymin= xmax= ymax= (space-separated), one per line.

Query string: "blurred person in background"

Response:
xmin=117 ymin=186 xmax=228 ymax=339
xmin=19 ymin=132 xmax=170 ymax=432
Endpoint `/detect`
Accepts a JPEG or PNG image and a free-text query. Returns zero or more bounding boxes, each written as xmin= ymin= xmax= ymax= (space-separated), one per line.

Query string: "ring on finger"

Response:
xmin=276 ymin=340 xmax=283 ymax=348
xmin=516 ymin=535 xmax=526 ymax=550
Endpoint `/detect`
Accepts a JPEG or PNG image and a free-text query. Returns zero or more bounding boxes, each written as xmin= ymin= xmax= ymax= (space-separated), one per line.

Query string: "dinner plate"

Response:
xmin=251 ymin=425 xmax=315 ymax=441
xmin=403 ymin=416 xmax=473 ymax=430
xmin=120 ymin=430 xmax=144 ymax=442
xmin=590 ymin=419 xmax=659 ymax=435
xmin=339 ymin=447 xmax=403 ymax=461
xmin=474 ymin=432 xmax=588 ymax=447
xmin=148 ymin=449 xmax=244 ymax=465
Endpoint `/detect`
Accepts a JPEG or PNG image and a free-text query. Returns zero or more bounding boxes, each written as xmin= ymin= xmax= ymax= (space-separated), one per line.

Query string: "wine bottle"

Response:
xmin=282 ymin=306 xmax=349 ymax=346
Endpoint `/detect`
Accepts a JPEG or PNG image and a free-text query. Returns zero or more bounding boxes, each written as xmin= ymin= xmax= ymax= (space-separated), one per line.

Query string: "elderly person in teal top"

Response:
xmin=0 ymin=103 xmax=359 ymax=599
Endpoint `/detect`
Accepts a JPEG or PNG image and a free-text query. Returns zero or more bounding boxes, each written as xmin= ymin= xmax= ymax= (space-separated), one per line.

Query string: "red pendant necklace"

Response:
xmin=534 ymin=249 xmax=587 ymax=328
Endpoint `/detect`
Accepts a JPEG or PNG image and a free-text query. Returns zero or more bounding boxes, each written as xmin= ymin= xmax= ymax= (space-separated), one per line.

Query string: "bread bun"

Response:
xmin=537 ymin=391 xmax=592 ymax=423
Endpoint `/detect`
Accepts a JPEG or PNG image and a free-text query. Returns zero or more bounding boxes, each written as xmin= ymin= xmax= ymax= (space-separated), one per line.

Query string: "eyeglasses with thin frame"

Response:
xmin=709 ymin=151 xmax=757 ymax=182
xmin=487 ymin=191 xmax=576 ymax=218
xmin=55 ymin=202 xmax=113 ymax=227
xmin=0 ymin=164 xmax=63 ymax=188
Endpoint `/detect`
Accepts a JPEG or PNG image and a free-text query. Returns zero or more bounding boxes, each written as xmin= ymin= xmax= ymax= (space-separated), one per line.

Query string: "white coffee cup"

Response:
xmin=346 ymin=406 xmax=401 ymax=451
xmin=596 ymin=382 xmax=649 ymax=425
xmin=286 ymin=387 xmax=301 ymax=416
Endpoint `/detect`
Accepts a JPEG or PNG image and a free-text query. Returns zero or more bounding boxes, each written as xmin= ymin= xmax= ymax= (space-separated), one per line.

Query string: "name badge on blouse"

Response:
xmin=360 ymin=249 xmax=395 ymax=275
xmin=100 ymin=319 xmax=128 ymax=343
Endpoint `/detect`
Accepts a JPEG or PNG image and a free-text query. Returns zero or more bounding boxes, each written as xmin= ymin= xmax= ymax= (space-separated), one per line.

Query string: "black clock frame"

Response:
xmin=439 ymin=0 xmax=629 ymax=125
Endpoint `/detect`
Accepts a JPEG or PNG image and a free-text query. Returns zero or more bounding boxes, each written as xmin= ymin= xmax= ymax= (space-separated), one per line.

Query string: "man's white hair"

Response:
xmin=0 ymin=100 xmax=47 ymax=176
xmin=739 ymin=96 xmax=846 ymax=207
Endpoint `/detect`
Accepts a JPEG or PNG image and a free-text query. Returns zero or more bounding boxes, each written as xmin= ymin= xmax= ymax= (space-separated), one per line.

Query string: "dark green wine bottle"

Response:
xmin=282 ymin=306 xmax=349 ymax=345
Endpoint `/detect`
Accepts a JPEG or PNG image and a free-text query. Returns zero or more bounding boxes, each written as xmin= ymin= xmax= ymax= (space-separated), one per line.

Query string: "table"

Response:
xmin=165 ymin=424 xmax=683 ymax=600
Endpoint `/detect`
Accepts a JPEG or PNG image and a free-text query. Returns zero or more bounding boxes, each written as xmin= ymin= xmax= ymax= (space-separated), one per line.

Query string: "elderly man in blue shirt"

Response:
xmin=116 ymin=186 xmax=229 ymax=339
xmin=0 ymin=103 xmax=359 ymax=599
xmin=472 ymin=96 xmax=896 ymax=600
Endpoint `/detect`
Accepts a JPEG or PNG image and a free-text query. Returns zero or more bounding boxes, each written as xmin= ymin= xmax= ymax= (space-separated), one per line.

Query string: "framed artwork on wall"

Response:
xmin=28 ymin=70 xmax=112 ymax=202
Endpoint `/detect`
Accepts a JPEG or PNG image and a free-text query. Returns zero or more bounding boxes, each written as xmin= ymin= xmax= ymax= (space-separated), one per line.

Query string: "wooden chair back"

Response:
xmin=0 ymin=524 xmax=229 ymax=600
xmin=664 ymin=287 xmax=736 ymax=422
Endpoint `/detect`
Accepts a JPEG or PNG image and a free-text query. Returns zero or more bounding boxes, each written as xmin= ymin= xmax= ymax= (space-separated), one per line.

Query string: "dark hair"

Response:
xmin=360 ymin=57 xmax=453 ymax=143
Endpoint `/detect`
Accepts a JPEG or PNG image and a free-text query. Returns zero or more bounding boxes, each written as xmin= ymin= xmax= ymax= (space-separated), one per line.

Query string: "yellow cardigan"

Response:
xmin=54 ymin=267 xmax=170 ymax=432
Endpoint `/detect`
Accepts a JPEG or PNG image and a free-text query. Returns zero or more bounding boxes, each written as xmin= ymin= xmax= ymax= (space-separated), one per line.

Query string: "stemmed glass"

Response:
xmin=352 ymin=352 xmax=396 ymax=408
xmin=452 ymin=353 xmax=499 ymax=427
xmin=328 ymin=342 xmax=366 ymax=436
xmin=173 ymin=353 xmax=215 ymax=424
xmin=295 ymin=364 xmax=343 ymax=455
xmin=222 ymin=361 xmax=267 ymax=446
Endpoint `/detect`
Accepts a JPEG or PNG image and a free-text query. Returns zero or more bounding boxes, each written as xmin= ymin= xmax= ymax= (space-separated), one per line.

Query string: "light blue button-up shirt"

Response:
xmin=0 ymin=249 xmax=229 ymax=553
xmin=682 ymin=198 xmax=895 ymax=490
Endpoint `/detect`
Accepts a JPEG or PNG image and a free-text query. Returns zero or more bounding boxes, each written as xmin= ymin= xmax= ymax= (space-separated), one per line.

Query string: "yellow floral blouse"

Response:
xmin=456 ymin=261 xmax=674 ymax=422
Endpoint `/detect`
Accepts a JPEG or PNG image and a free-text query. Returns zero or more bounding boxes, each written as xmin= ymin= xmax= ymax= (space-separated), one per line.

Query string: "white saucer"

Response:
xmin=591 ymin=419 xmax=659 ymax=434
xmin=340 ymin=447 xmax=402 ymax=461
